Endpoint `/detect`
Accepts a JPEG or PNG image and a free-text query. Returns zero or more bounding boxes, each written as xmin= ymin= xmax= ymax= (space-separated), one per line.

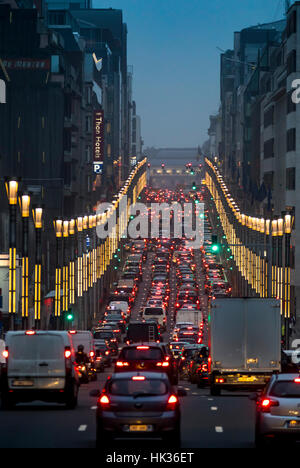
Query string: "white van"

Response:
xmin=1 ymin=331 xmax=79 ymax=409
xmin=69 ymin=330 xmax=95 ymax=358
xmin=142 ymin=307 xmax=167 ymax=330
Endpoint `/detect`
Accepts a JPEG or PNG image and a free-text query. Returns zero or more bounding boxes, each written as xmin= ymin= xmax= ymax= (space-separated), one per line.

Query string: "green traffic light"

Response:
xmin=212 ymin=244 xmax=220 ymax=253
xmin=66 ymin=313 xmax=74 ymax=321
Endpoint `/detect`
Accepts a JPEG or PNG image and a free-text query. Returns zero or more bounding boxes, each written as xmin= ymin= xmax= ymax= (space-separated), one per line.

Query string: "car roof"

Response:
xmin=110 ymin=372 xmax=168 ymax=380
xmin=123 ymin=342 xmax=162 ymax=348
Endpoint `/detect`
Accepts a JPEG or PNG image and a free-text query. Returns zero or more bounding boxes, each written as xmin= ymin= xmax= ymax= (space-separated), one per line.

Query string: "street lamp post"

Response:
xmin=54 ymin=219 xmax=63 ymax=329
xmin=284 ymin=213 xmax=293 ymax=348
xmin=76 ymin=216 xmax=83 ymax=329
xmin=19 ymin=194 xmax=30 ymax=329
xmin=5 ymin=179 xmax=19 ymax=330
xmin=62 ymin=220 xmax=69 ymax=329
xmin=32 ymin=207 xmax=43 ymax=329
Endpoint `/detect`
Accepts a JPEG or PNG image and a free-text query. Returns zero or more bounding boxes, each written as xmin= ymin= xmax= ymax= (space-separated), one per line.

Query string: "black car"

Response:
xmin=93 ymin=330 xmax=118 ymax=355
xmin=94 ymin=372 xmax=185 ymax=445
xmin=115 ymin=343 xmax=178 ymax=384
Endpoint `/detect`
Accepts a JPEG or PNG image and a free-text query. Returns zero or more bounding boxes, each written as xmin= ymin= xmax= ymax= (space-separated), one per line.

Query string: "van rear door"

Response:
xmin=8 ymin=333 xmax=66 ymax=390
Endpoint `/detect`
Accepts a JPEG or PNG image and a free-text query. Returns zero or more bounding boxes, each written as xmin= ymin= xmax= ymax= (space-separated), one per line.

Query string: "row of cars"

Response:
xmin=201 ymin=210 xmax=232 ymax=299
xmin=91 ymin=241 xmax=148 ymax=369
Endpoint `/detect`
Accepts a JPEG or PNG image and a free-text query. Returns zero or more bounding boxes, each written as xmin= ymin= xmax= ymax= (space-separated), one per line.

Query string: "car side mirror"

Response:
xmin=177 ymin=387 xmax=187 ymax=397
xmin=89 ymin=389 xmax=101 ymax=398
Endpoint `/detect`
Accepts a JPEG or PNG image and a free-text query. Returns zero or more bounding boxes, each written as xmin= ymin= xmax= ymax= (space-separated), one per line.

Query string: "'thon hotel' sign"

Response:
xmin=93 ymin=110 xmax=104 ymax=174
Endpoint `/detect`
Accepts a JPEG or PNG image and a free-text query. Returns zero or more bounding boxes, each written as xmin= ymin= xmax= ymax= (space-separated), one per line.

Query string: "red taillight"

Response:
xmin=167 ymin=394 xmax=178 ymax=409
xmin=294 ymin=378 xmax=300 ymax=383
xmin=156 ymin=361 xmax=169 ymax=367
xmin=116 ymin=361 xmax=129 ymax=367
xmin=136 ymin=346 xmax=149 ymax=350
xmin=99 ymin=394 xmax=110 ymax=406
xmin=65 ymin=350 xmax=72 ymax=359
xmin=25 ymin=330 xmax=36 ymax=336
xmin=90 ymin=351 xmax=95 ymax=358
xmin=69 ymin=330 xmax=77 ymax=335
xmin=132 ymin=376 xmax=146 ymax=381
xmin=260 ymin=399 xmax=279 ymax=413
xmin=2 ymin=350 xmax=9 ymax=359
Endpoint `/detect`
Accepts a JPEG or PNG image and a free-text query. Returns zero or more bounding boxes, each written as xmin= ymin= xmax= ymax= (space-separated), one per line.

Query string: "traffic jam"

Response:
xmin=1 ymin=186 xmax=300 ymax=450
xmin=88 ymin=187 xmax=230 ymax=446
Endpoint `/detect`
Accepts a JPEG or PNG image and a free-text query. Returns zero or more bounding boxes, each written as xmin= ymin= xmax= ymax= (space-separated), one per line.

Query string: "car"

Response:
xmin=93 ymin=330 xmax=118 ymax=355
xmin=115 ymin=343 xmax=177 ymax=384
xmin=94 ymin=340 xmax=113 ymax=372
xmin=188 ymin=346 xmax=209 ymax=387
xmin=252 ymin=374 xmax=300 ymax=447
xmin=93 ymin=372 xmax=185 ymax=445
xmin=1 ymin=330 xmax=79 ymax=409
xmin=108 ymin=301 xmax=130 ymax=320
xmin=103 ymin=314 xmax=126 ymax=333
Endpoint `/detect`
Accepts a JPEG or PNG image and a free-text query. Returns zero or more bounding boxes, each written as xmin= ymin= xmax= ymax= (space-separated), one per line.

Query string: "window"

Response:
xmin=263 ymin=171 xmax=274 ymax=190
xmin=287 ymin=128 xmax=296 ymax=152
xmin=287 ymin=10 xmax=297 ymax=38
xmin=286 ymin=167 xmax=296 ymax=190
xmin=287 ymin=50 xmax=296 ymax=76
xmin=287 ymin=90 xmax=296 ymax=114
xmin=85 ymin=145 xmax=91 ymax=163
xmin=85 ymin=116 xmax=91 ymax=133
xmin=109 ymin=379 xmax=167 ymax=396
xmin=264 ymin=139 xmax=274 ymax=159
xmin=264 ymin=107 xmax=274 ymax=128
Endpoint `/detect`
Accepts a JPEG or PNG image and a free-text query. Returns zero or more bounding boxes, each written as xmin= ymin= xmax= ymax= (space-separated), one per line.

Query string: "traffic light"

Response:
xmin=211 ymin=235 xmax=220 ymax=253
xmin=66 ymin=310 xmax=74 ymax=322
xmin=192 ymin=181 xmax=197 ymax=191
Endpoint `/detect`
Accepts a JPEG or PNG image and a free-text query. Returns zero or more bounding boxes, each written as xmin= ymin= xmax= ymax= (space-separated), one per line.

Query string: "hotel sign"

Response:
xmin=93 ymin=110 xmax=104 ymax=173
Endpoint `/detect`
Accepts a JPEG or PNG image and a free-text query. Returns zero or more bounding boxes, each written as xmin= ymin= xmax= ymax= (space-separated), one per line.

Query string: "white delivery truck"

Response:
xmin=209 ymin=298 xmax=281 ymax=395
xmin=176 ymin=309 xmax=203 ymax=328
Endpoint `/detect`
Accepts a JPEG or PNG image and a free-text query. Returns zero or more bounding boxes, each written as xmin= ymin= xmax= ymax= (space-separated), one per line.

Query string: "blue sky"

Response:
xmin=94 ymin=0 xmax=286 ymax=148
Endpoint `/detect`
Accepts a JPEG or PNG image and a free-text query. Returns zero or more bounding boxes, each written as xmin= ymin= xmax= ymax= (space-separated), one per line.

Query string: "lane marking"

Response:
xmin=91 ymin=406 xmax=97 ymax=410
xmin=78 ymin=425 xmax=88 ymax=432
xmin=211 ymin=406 xmax=218 ymax=411
xmin=215 ymin=426 xmax=223 ymax=433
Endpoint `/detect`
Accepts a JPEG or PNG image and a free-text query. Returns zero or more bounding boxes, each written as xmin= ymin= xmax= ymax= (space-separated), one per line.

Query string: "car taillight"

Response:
xmin=99 ymin=394 xmax=110 ymax=406
xmin=105 ymin=351 xmax=110 ymax=355
xmin=201 ymin=364 xmax=208 ymax=372
xmin=259 ymin=399 xmax=279 ymax=413
xmin=294 ymin=378 xmax=300 ymax=383
xmin=167 ymin=394 xmax=178 ymax=409
xmin=136 ymin=346 xmax=149 ymax=350
xmin=65 ymin=349 xmax=72 ymax=359
xmin=90 ymin=351 xmax=95 ymax=358
xmin=25 ymin=330 xmax=36 ymax=336
xmin=116 ymin=361 xmax=129 ymax=367
xmin=156 ymin=361 xmax=169 ymax=367
xmin=132 ymin=376 xmax=146 ymax=381
xmin=2 ymin=349 xmax=8 ymax=359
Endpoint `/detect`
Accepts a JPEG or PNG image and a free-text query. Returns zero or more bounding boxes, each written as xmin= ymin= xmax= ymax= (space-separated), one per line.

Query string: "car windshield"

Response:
xmin=270 ymin=381 xmax=300 ymax=398
xmin=121 ymin=348 xmax=163 ymax=360
xmin=144 ymin=308 xmax=163 ymax=316
xmin=109 ymin=379 xmax=167 ymax=396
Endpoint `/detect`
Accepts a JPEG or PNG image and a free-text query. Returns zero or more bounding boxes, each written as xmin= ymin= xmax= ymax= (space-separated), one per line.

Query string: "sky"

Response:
xmin=94 ymin=0 xmax=287 ymax=148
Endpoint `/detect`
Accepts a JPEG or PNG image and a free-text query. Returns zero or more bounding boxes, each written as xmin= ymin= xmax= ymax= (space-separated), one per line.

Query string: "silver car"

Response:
xmin=252 ymin=373 xmax=300 ymax=447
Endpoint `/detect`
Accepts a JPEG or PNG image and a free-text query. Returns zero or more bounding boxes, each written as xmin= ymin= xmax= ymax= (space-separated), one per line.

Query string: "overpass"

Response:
xmin=145 ymin=147 xmax=204 ymax=189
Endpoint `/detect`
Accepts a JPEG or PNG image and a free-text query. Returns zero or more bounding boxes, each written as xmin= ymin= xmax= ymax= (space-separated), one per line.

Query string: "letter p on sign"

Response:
xmin=0 ymin=79 xmax=6 ymax=104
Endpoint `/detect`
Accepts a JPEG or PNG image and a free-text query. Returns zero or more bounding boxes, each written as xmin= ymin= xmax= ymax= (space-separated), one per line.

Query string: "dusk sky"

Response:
xmin=95 ymin=0 xmax=286 ymax=148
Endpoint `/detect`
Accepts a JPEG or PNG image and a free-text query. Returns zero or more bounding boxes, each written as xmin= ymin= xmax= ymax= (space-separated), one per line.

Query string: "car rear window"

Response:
xmin=270 ymin=381 xmax=300 ymax=398
xmin=121 ymin=348 xmax=163 ymax=361
xmin=94 ymin=332 xmax=113 ymax=340
xmin=144 ymin=308 xmax=163 ymax=316
xmin=109 ymin=379 xmax=167 ymax=396
xmin=10 ymin=335 xmax=63 ymax=360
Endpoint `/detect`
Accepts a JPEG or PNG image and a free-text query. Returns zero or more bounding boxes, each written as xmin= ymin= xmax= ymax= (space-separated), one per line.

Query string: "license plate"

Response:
xmin=129 ymin=425 xmax=153 ymax=432
xmin=12 ymin=380 xmax=34 ymax=387
xmin=238 ymin=376 xmax=256 ymax=382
